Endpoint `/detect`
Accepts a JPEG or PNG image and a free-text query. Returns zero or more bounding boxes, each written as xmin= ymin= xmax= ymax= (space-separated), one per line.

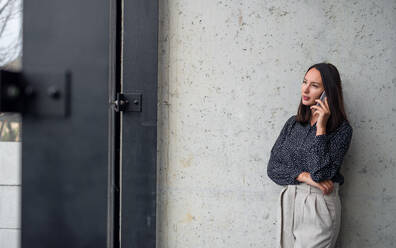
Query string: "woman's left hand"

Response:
xmin=297 ymin=172 xmax=334 ymax=195
xmin=310 ymin=96 xmax=331 ymax=130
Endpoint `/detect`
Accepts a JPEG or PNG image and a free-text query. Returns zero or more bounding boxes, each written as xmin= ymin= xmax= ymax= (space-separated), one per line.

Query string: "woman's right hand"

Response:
xmin=297 ymin=172 xmax=334 ymax=195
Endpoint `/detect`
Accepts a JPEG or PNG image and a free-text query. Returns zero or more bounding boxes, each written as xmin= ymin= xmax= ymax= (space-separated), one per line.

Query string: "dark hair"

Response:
xmin=295 ymin=62 xmax=349 ymax=133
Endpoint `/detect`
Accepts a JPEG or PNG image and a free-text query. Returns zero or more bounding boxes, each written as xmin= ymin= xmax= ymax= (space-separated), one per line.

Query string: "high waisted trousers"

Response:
xmin=277 ymin=182 xmax=341 ymax=248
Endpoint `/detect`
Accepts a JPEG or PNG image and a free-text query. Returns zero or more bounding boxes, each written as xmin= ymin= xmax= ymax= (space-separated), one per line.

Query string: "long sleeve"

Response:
xmin=267 ymin=115 xmax=302 ymax=185
xmin=305 ymin=121 xmax=353 ymax=183
xmin=267 ymin=154 xmax=303 ymax=185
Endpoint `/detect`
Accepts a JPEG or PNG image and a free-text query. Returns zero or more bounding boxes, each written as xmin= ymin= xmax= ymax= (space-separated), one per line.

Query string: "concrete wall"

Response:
xmin=157 ymin=0 xmax=396 ymax=247
xmin=1 ymin=0 xmax=395 ymax=247
xmin=0 ymin=142 xmax=21 ymax=248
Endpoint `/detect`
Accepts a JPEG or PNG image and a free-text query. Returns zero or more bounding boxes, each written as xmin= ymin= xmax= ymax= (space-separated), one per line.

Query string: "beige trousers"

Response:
xmin=277 ymin=182 xmax=341 ymax=248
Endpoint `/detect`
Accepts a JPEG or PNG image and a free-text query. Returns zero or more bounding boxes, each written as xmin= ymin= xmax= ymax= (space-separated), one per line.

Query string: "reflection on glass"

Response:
xmin=0 ymin=0 xmax=22 ymax=247
xmin=0 ymin=0 xmax=22 ymax=68
xmin=0 ymin=113 xmax=21 ymax=141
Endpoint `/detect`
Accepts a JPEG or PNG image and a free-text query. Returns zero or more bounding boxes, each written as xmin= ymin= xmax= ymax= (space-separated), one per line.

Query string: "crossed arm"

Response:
xmin=267 ymin=119 xmax=353 ymax=194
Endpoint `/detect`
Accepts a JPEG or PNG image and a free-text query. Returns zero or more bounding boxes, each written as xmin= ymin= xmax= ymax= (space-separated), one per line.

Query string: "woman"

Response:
xmin=267 ymin=62 xmax=353 ymax=248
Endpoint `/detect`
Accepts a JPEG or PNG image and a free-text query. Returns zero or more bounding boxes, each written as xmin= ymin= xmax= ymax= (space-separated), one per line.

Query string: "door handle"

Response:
xmin=0 ymin=69 xmax=26 ymax=113
xmin=0 ymin=69 xmax=71 ymax=118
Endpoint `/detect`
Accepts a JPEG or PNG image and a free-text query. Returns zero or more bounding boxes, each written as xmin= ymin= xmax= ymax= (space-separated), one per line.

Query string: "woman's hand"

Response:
xmin=297 ymin=172 xmax=334 ymax=195
xmin=310 ymin=96 xmax=331 ymax=131
xmin=316 ymin=179 xmax=334 ymax=195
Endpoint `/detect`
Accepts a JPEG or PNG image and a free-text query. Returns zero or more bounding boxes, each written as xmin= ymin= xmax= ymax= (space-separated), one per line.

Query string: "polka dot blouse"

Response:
xmin=267 ymin=115 xmax=353 ymax=186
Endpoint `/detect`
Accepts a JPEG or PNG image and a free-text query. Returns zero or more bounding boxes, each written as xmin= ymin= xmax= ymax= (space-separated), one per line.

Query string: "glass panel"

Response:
xmin=0 ymin=0 xmax=22 ymax=247
xmin=0 ymin=0 xmax=22 ymax=69
xmin=0 ymin=113 xmax=21 ymax=142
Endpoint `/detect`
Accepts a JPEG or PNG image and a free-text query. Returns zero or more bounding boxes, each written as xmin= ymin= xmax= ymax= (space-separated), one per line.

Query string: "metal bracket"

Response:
xmin=113 ymin=92 xmax=142 ymax=112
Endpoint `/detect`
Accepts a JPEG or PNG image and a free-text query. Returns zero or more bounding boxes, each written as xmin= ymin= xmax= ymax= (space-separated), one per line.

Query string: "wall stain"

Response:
xmin=182 ymin=212 xmax=195 ymax=223
xmin=238 ymin=9 xmax=243 ymax=26
xmin=180 ymin=155 xmax=193 ymax=168
xmin=358 ymin=167 xmax=368 ymax=174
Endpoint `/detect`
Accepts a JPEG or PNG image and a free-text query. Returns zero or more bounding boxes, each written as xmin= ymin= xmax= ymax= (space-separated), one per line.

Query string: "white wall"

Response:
xmin=157 ymin=0 xmax=396 ymax=247
xmin=0 ymin=142 xmax=21 ymax=248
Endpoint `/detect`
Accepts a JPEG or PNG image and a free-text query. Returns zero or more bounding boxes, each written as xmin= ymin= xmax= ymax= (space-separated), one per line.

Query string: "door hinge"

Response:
xmin=112 ymin=92 xmax=142 ymax=112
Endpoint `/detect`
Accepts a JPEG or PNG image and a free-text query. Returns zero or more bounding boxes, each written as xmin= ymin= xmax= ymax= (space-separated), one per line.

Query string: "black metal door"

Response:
xmin=21 ymin=0 xmax=111 ymax=247
xmin=18 ymin=0 xmax=158 ymax=247
xmin=119 ymin=1 xmax=158 ymax=247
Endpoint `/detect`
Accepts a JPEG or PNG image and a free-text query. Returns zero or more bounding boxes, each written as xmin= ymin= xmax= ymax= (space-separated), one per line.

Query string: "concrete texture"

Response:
xmin=0 ymin=0 xmax=395 ymax=247
xmin=157 ymin=0 xmax=396 ymax=247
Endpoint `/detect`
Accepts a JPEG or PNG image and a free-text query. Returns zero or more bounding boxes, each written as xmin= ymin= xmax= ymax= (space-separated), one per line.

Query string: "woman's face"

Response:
xmin=301 ymin=67 xmax=325 ymax=106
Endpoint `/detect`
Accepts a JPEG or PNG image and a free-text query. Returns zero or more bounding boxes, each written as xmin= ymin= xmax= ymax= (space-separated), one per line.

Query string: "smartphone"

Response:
xmin=312 ymin=91 xmax=326 ymax=113
xmin=316 ymin=91 xmax=326 ymax=106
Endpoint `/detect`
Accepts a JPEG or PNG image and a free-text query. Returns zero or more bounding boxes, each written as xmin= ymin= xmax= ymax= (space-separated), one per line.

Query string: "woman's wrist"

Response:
xmin=297 ymin=172 xmax=310 ymax=182
xmin=316 ymin=127 xmax=326 ymax=135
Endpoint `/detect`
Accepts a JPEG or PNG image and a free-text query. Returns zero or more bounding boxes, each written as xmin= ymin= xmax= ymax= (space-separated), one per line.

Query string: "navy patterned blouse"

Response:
xmin=267 ymin=115 xmax=353 ymax=186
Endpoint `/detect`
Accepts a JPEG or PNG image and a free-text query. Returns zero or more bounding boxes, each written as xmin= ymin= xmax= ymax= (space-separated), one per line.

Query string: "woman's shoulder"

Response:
xmin=282 ymin=114 xmax=297 ymax=132
xmin=331 ymin=119 xmax=353 ymax=136
xmin=339 ymin=119 xmax=352 ymax=130
xmin=341 ymin=119 xmax=353 ymax=133
xmin=286 ymin=114 xmax=297 ymax=125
